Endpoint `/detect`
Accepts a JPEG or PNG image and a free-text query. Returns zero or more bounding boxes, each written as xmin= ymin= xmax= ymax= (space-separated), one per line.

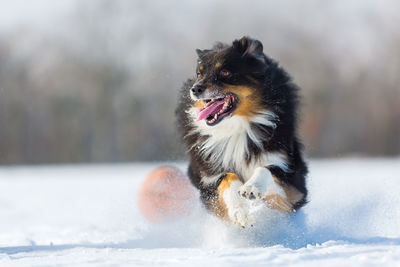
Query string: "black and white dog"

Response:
xmin=176 ymin=37 xmax=308 ymax=227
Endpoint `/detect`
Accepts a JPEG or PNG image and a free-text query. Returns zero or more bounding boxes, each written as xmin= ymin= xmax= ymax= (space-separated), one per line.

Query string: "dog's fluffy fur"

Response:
xmin=176 ymin=37 xmax=308 ymax=227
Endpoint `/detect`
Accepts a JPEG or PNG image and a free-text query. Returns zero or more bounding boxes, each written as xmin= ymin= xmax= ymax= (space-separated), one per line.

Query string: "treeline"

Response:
xmin=0 ymin=0 xmax=399 ymax=164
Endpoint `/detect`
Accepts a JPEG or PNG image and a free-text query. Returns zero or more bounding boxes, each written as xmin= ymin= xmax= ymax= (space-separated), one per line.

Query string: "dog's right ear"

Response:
xmin=232 ymin=36 xmax=265 ymax=63
xmin=196 ymin=49 xmax=210 ymax=58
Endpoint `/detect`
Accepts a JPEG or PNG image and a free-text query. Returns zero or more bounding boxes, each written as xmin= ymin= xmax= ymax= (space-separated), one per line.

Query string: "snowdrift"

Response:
xmin=0 ymin=159 xmax=399 ymax=266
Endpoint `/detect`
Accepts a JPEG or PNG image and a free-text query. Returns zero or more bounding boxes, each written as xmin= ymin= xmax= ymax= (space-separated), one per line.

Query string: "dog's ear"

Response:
xmin=233 ymin=36 xmax=265 ymax=62
xmin=196 ymin=49 xmax=211 ymax=58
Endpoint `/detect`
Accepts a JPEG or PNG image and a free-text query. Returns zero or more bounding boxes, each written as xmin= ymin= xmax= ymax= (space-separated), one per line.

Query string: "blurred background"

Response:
xmin=0 ymin=0 xmax=399 ymax=165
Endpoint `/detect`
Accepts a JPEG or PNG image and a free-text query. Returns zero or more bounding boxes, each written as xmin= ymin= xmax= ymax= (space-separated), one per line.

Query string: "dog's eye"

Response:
xmin=219 ymin=69 xmax=231 ymax=78
xmin=197 ymin=65 xmax=205 ymax=79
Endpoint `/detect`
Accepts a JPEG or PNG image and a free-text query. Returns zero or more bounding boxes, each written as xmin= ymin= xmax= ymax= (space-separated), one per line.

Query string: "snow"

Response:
xmin=0 ymin=158 xmax=400 ymax=266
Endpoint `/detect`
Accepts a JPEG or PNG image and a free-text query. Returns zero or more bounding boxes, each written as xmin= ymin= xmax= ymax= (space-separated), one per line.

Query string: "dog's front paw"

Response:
xmin=238 ymin=167 xmax=268 ymax=200
xmin=228 ymin=203 xmax=255 ymax=227
xmin=238 ymin=184 xmax=265 ymax=200
xmin=221 ymin=179 xmax=255 ymax=227
xmin=239 ymin=167 xmax=285 ymax=201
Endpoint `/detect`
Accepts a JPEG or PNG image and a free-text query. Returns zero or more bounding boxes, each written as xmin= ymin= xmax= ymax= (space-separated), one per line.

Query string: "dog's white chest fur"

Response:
xmin=188 ymin=108 xmax=289 ymax=185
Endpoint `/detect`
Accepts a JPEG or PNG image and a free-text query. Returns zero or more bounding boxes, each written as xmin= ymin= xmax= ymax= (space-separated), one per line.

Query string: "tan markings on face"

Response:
xmin=240 ymin=38 xmax=247 ymax=47
xmin=215 ymin=62 xmax=222 ymax=69
xmin=199 ymin=65 xmax=204 ymax=72
xmin=246 ymin=75 xmax=259 ymax=84
xmin=211 ymin=172 xmax=240 ymax=220
xmin=263 ymin=174 xmax=304 ymax=213
xmin=221 ymin=85 xmax=263 ymax=118
xmin=193 ymin=100 xmax=205 ymax=108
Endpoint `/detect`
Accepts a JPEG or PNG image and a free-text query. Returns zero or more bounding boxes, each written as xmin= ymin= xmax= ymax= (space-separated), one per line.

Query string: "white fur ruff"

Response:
xmin=187 ymin=108 xmax=289 ymax=185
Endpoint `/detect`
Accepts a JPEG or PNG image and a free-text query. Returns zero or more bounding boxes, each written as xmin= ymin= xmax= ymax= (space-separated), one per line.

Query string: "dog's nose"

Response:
xmin=191 ymin=85 xmax=206 ymax=97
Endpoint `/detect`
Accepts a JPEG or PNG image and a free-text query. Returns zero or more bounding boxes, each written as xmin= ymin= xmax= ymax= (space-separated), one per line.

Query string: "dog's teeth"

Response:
xmin=214 ymin=114 xmax=218 ymax=120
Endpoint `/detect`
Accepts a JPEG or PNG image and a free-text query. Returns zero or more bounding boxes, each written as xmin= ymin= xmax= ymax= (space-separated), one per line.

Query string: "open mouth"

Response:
xmin=195 ymin=94 xmax=237 ymax=126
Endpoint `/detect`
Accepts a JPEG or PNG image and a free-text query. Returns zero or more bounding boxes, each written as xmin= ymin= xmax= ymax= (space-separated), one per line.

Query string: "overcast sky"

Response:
xmin=0 ymin=0 xmax=77 ymax=32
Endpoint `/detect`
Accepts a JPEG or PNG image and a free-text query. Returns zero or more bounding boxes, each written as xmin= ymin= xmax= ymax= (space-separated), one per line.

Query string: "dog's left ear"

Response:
xmin=196 ymin=49 xmax=211 ymax=58
xmin=233 ymin=36 xmax=265 ymax=63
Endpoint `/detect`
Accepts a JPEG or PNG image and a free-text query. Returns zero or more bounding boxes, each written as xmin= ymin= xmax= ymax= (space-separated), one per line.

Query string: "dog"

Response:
xmin=176 ymin=36 xmax=308 ymax=227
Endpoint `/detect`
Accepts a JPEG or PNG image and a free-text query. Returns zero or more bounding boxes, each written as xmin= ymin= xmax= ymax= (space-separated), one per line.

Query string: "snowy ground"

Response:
xmin=0 ymin=158 xmax=400 ymax=266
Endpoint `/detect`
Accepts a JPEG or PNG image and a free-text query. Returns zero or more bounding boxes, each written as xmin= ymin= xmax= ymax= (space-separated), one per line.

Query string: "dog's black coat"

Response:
xmin=176 ymin=37 xmax=308 ymax=211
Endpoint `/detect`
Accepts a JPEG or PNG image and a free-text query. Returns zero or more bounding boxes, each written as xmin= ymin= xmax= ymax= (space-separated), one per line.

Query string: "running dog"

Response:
xmin=176 ymin=36 xmax=308 ymax=227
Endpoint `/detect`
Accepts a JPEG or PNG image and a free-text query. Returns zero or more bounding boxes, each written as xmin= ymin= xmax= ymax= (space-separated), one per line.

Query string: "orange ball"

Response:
xmin=137 ymin=165 xmax=196 ymax=223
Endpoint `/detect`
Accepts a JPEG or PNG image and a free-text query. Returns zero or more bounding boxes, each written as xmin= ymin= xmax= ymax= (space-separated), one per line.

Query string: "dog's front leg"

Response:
xmin=239 ymin=167 xmax=303 ymax=213
xmin=212 ymin=173 xmax=254 ymax=227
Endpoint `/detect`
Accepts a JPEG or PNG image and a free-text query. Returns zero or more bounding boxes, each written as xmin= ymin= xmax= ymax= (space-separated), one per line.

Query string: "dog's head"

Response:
xmin=190 ymin=36 xmax=270 ymax=126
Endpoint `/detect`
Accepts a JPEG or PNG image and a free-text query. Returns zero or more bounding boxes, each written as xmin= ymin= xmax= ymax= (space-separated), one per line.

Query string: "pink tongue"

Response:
xmin=196 ymin=100 xmax=225 ymax=121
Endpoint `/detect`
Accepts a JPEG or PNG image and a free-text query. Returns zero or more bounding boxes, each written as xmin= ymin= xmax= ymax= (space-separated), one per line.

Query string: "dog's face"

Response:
xmin=190 ymin=37 xmax=269 ymax=126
